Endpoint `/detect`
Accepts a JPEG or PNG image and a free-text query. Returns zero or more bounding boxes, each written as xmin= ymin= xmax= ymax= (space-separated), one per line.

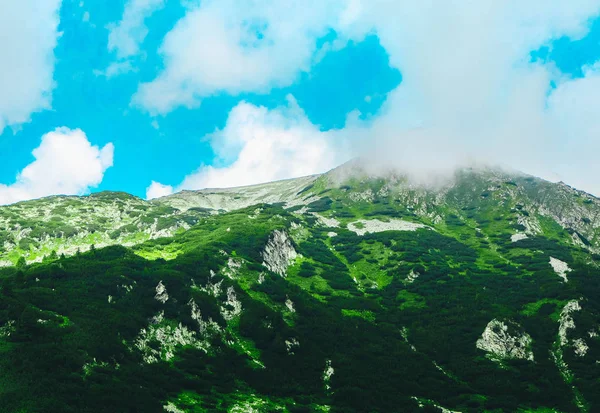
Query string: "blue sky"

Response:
xmin=1 ymin=0 xmax=600 ymax=203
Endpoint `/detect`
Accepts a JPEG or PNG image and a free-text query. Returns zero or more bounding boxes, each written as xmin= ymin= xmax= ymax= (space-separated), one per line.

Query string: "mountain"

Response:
xmin=0 ymin=161 xmax=599 ymax=412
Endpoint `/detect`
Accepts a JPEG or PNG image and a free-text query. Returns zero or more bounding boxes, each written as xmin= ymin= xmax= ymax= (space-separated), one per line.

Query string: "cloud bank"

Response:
xmin=143 ymin=0 xmax=600 ymax=195
xmin=0 ymin=128 xmax=114 ymax=205
xmin=349 ymin=0 xmax=600 ymax=191
xmin=0 ymin=0 xmax=62 ymax=133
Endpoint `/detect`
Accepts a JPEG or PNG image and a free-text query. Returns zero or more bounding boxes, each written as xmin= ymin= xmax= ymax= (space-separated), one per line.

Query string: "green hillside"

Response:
xmin=0 ymin=162 xmax=599 ymax=412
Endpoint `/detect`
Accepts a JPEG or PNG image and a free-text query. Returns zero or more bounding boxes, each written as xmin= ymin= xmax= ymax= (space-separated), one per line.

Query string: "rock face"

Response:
xmin=154 ymin=281 xmax=169 ymax=303
xmin=549 ymin=257 xmax=572 ymax=283
xmin=552 ymin=299 xmax=588 ymax=409
xmin=220 ymin=286 xmax=242 ymax=321
xmin=261 ymin=230 xmax=297 ymax=277
xmin=559 ymin=300 xmax=582 ymax=347
xmin=511 ymin=233 xmax=528 ymax=242
xmin=347 ymin=219 xmax=428 ymax=236
xmin=476 ymin=319 xmax=534 ymax=361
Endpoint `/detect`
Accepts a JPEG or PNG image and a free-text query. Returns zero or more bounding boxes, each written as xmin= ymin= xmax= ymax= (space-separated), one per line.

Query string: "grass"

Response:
xmin=341 ymin=309 xmax=375 ymax=322
xmin=521 ymin=299 xmax=568 ymax=321
xmin=397 ymin=290 xmax=427 ymax=310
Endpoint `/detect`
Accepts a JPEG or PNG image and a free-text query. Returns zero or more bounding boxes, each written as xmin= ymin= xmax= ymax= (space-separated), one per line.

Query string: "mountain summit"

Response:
xmin=0 ymin=162 xmax=599 ymax=411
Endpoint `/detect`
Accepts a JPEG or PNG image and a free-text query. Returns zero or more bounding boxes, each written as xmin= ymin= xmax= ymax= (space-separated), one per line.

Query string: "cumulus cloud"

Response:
xmin=150 ymin=97 xmax=347 ymax=192
xmin=0 ymin=128 xmax=114 ymax=205
xmin=133 ymin=0 xmax=358 ymax=114
xmin=0 ymin=0 xmax=62 ymax=133
xmin=144 ymin=0 xmax=600 ymax=194
xmin=146 ymin=181 xmax=173 ymax=199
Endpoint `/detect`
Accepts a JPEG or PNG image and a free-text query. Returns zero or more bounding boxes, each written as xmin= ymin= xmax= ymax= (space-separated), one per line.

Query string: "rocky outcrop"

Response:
xmin=553 ymin=300 xmax=587 ymax=409
xmin=517 ymin=215 xmax=542 ymax=235
xmin=313 ymin=213 xmax=340 ymax=228
xmin=559 ymin=300 xmax=581 ymax=346
xmin=222 ymin=257 xmax=243 ymax=279
xmin=0 ymin=320 xmax=15 ymax=338
xmin=511 ymin=233 xmax=528 ymax=242
xmin=347 ymin=219 xmax=428 ymax=236
xmin=549 ymin=257 xmax=572 ymax=283
xmin=154 ymin=281 xmax=169 ymax=303
xmin=476 ymin=319 xmax=534 ymax=361
xmin=134 ymin=311 xmax=210 ymax=364
xmin=163 ymin=402 xmax=185 ymax=413
xmin=323 ymin=359 xmax=334 ymax=390
xmin=556 ymin=299 xmax=588 ymax=357
xmin=285 ymin=337 xmax=300 ymax=354
xmin=196 ymin=270 xmax=223 ymax=297
xmin=220 ymin=286 xmax=242 ymax=321
xmin=285 ymin=297 xmax=296 ymax=313
xmin=261 ymin=230 xmax=297 ymax=277
xmin=189 ymin=299 xmax=222 ymax=334
xmin=572 ymin=338 xmax=589 ymax=357
xmin=405 ymin=270 xmax=420 ymax=284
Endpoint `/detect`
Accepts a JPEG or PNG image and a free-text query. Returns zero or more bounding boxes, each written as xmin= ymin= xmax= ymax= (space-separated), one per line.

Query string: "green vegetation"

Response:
xmin=0 ymin=192 xmax=209 ymax=265
xmin=0 ymin=164 xmax=599 ymax=412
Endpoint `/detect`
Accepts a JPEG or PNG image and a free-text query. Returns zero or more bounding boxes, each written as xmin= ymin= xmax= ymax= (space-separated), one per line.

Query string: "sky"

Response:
xmin=1 ymin=0 xmax=600 ymax=204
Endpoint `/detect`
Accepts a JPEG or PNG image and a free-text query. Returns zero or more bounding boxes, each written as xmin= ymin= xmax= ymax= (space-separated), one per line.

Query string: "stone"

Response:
xmin=262 ymin=230 xmax=297 ymax=277
xmin=476 ymin=319 xmax=534 ymax=361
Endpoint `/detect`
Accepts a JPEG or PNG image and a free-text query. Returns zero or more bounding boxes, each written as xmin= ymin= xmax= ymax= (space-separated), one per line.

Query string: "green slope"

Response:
xmin=0 ymin=162 xmax=599 ymax=412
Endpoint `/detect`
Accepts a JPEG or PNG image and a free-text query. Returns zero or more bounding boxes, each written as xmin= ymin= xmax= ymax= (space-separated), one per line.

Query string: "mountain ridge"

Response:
xmin=2 ymin=161 xmax=600 ymax=267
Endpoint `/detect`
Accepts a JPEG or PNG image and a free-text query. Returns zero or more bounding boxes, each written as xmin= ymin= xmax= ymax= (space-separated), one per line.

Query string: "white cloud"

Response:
xmin=544 ymin=63 xmax=600 ymax=193
xmin=108 ymin=0 xmax=165 ymax=59
xmin=133 ymin=0 xmax=358 ymax=114
xmin=0 ymin=0 xmax=62 ymax=133
xmin=105 ymin=0 xmax=165 ymax=76
xmin=143 ymin=0 xmax=600 ymax=194
xmin=146 ymin=181 xmax=173 ymax=199
xmin=346 ymin=0 xmax=600 ymax=191
xmin=165 ymin=97 xmax=346 ymax=190
xmin=0 ymin=128 xmax=114 ymax=205
xmin=94 ymin=61 xmax=137 ymax=78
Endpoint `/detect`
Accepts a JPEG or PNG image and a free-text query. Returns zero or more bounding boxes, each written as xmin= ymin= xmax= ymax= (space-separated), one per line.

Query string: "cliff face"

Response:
xmin=262 ymin=230 xmax=298 ymax=277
